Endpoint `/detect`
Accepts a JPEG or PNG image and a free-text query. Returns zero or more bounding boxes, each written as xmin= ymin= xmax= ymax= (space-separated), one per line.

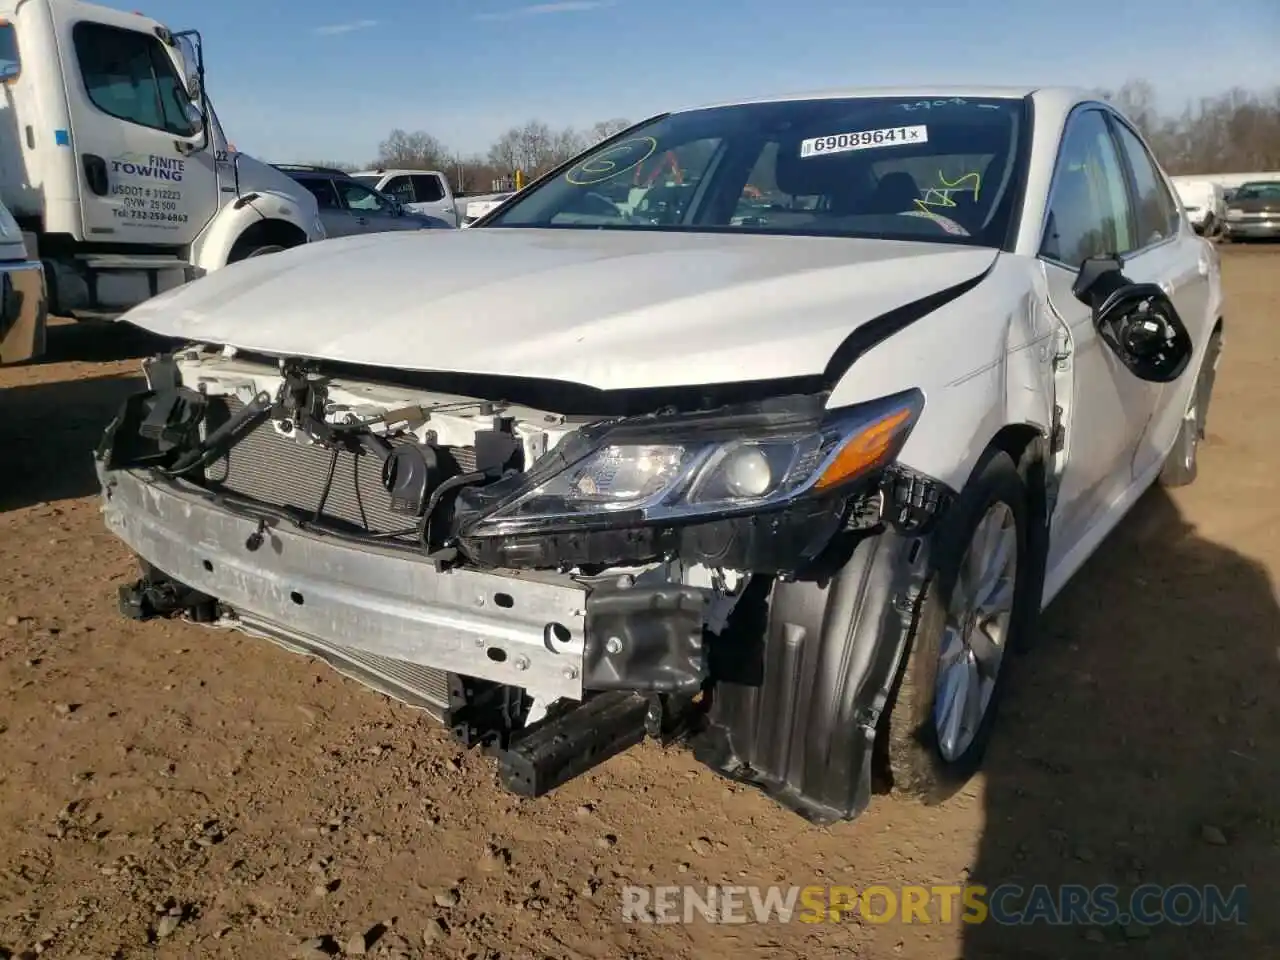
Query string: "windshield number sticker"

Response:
xmin=799 ymin=125 xmax=927 ymax=158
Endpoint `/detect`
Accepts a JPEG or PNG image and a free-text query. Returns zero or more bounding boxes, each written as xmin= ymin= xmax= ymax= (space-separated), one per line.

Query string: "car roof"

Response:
xmin=671 ymin=84 xmax=1093 ymax=118
xmin=351 ymin=169 xmax=444 ymax=178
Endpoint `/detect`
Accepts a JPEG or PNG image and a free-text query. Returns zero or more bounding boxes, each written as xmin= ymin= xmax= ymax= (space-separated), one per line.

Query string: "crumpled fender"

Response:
xmin=691 ymin=527 xmax=933 ymax=824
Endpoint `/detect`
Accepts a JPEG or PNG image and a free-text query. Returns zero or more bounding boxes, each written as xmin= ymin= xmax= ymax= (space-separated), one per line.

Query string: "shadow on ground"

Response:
xmin=964 ymin=487 xmax=1279 ymax=958
xmin=32 ymin=318 xmax=177 ymax=366
xmin=0 ymin=371 xmax=143 ymax=511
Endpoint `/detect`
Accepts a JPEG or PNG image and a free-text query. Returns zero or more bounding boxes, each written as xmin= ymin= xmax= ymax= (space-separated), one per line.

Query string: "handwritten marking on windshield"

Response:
xmin=898 ymin=98 xmax=970 ymax=111
xmin=913 ymin=170 xmax=982 ymax=215
xmin=565 ymin=137 xmax=659 ymax=186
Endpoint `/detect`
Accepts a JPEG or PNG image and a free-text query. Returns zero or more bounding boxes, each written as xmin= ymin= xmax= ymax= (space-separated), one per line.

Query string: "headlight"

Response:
xmin=464 ymin=389 xmax=924 ymax=537
xmin=1226 ymin=208 xmax=1244 ymax=220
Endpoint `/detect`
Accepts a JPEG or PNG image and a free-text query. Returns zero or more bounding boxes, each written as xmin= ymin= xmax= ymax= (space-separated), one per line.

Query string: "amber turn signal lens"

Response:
xmin=813 ymin=407 xmax=914 ymax=491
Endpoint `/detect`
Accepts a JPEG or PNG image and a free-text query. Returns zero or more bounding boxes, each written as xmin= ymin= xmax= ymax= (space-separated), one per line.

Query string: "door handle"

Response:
xmin=354 ymin=216 xmax=368 ymax=225
xmin=82 ymin=154 xmax=109 ymax=196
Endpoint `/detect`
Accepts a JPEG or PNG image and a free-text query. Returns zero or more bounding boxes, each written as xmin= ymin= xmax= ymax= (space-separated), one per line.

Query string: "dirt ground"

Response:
xmin=0 ymin=246 xmax=1277 ymax=960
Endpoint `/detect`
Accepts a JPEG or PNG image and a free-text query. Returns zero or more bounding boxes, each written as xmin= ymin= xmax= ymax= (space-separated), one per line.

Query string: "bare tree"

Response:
xmin=585 ymin=118 xmax=632 ymax=146
xmin=374 ymin=129 xmax=450 ymax=170
xmin=487 ymin=120 xmax=587 ymax=177
xmin=1097 ymin=80 xmax=1280 ymax=174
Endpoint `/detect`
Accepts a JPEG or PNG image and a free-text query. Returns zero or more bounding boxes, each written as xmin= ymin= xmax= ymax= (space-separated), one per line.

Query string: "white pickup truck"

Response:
xmin=350 ymin=169 xmax=460 ymax=228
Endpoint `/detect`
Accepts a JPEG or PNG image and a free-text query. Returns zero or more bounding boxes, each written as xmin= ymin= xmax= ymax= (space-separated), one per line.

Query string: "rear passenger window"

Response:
xmin=1110 ymin=120 xmax=1180 ymax=247
xmin=1040 ymin=110 xmax=1135 ymax=269
xmin=411 ymin=175 xmax=444 ymax=203
xmin=381 ymin=176 xmax=414 ymax=204
xmin=301 ymin=178 xmax=339 ymax=209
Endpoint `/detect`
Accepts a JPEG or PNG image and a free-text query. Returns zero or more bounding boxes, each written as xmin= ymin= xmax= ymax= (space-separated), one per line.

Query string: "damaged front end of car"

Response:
xmin=96 ymin=345 xmax=953 ymax=823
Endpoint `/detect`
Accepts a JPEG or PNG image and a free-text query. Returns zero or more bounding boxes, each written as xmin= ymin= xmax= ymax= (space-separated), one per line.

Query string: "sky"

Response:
xmin=130 ymin=0 xmax=1280 ymax=165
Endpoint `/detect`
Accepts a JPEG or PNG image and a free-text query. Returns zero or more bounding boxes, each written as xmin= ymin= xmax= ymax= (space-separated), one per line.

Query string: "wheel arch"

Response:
xmin=226 ymin=219 xmax=309 ymax=262
xmin=190 ymin=193 xmax=317 ymax=273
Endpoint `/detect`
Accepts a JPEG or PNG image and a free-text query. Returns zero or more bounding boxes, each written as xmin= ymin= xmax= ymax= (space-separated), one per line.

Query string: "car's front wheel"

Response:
xmin=881 ymin=447 xmax=1034 ymax=801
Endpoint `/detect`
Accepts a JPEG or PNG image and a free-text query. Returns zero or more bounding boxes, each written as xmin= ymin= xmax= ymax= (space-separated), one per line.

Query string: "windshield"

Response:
xmin=485 ymin=96 xmax=1029 ymax=246
xmin=1235 ymin=182 xmax=1280 ymax=200
xmin=351 ymin=175 xmax=381 ymax=188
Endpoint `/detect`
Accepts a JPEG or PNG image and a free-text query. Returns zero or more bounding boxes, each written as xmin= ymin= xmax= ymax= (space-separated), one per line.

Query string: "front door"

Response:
xmin=1038 ymin=107 xmax=1162 ymax=569
xmin=333 ymin=180 xmax=418 ymax=234
xmin=54 ymin=8 xmax=219 ymax=246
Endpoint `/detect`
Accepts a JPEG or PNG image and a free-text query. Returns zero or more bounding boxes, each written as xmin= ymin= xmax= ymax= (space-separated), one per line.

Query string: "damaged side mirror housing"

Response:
xmin=1071 ymin=254 xmax=1193 ymax=383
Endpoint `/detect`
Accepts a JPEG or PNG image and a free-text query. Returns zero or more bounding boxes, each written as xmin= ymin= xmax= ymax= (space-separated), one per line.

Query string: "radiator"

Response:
xmin=204 ymin=398 xmax=476 ymax=539
xmin=200 ymin=399 xmax=476 ymax=712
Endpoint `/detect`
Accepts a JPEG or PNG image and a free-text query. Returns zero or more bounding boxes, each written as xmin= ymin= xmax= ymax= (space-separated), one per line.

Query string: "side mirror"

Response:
xmin=0 ymin=62 xmax=19 ymax=83
xmin=1072 ymin=254 xmax=1193 ymax=383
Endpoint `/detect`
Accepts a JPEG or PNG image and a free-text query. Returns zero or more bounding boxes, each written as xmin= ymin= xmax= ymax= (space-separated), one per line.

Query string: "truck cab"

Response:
xmin=350 ymin=168 xmax=458 ymax=227
xmin=0 ymin=0 xmax=326 ymax=319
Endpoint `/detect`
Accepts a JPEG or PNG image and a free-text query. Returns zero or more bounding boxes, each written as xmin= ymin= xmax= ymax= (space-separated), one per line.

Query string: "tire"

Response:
xmin=1159 ymin=327 xmax=1222 ymax=487
xmin=230 ymin=243 xmax=286 ymax=262
xmin=882 ymin=447 xmax=1034 ymax=802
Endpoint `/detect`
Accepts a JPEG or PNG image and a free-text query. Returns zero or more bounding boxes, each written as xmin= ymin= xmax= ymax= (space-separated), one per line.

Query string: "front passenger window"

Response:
xmin=1040 ymin=110 xmax=1135 ymax=269
xmin=338 ymin=182 xmax=388 ymax=213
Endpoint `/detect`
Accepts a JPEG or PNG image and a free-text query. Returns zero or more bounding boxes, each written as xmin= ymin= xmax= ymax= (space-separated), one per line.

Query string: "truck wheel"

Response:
xmin=1159 ymin=328 xmax=1222 ymax=487
xmin=232 ymin=244 xmax=286 ymax=261
xmin=882 ymin=448 xmax=1033 ymax=802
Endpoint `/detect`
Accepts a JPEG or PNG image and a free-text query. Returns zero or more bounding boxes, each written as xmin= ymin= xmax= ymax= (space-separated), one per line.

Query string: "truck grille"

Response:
xmin=203 ymin=398 xmax=476 ymax=539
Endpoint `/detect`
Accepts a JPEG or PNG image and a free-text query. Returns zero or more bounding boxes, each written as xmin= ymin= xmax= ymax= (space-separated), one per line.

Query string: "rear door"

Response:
xmin=1106 ymin=114 xmax=1215 ymax=480
xmin=55 ymin=9 xmax=219 ymax=245
xmin=411 ymin=174 xmax=455 ymax=223
xmin=383 ymin=173 xmax=455 ymax=223
xmin=1038 ymin=107 xmax=1161 ymax=565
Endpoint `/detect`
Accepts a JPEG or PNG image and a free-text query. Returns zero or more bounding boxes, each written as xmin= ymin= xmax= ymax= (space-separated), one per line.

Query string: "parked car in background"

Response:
xmin=272 ymin=165 xmax=452 ymax=238
xmin=1222 ymin=180 xmax=1280 ymax=241
xmin=98 ymin=86 xmax=1222 ymax=825
xmin=1170 ymin=176 xmax=1225 ymax=237
xmin=351 ymin=169 xmax=460 ymax=227
xmin=0 ymin=197 xmax=47 ymax=366
xmin=462 ymin=193 xmax=514 ymax=226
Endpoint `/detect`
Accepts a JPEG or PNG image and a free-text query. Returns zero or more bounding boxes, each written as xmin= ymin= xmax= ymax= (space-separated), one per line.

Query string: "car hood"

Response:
xmin=1234 ymin=197 xmax=1280 ymax=214
xmin=122 ymin=228 xmax=999 ymax=391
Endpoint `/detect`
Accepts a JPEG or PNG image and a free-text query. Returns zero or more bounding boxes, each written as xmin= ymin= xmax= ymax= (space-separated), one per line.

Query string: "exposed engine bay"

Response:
xmin=96 ymin=344 xmax=952 ymax=817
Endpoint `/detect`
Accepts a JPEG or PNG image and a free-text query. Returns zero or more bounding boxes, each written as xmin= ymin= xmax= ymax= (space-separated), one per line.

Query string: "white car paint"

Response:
xmin=115 ymin=84 xmax=1223 ymax=618
xmin=121 ymin=229 xmax=998 ymax=391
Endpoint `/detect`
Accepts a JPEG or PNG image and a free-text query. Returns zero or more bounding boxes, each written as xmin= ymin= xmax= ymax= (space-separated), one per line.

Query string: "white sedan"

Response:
xmin=98 ymin=85 xmax=1222 ymax=824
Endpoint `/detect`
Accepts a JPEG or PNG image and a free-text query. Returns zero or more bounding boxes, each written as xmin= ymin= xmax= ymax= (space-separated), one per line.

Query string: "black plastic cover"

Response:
xmin=582 ymin=582 xmax=706 ymax=694
xmin=381 ymin=443 xmax=440 ymax=515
